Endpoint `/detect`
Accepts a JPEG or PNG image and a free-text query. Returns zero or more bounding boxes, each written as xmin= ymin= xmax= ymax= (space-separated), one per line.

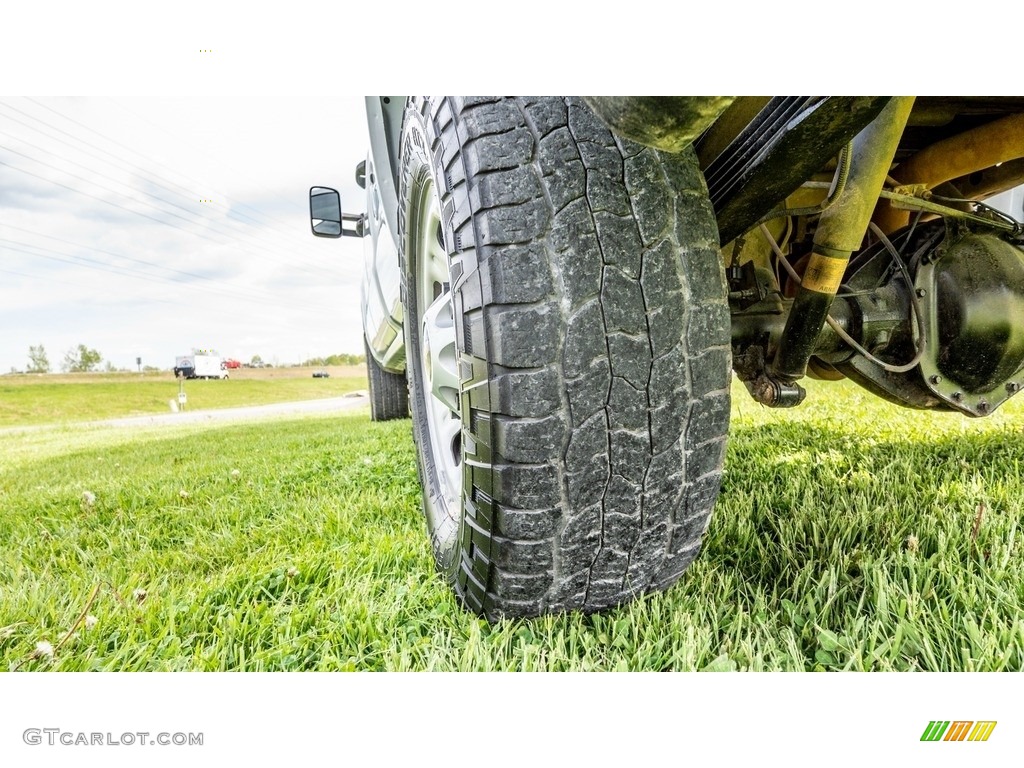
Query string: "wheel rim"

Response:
xmin=412 ymin=175 xmax=462 ymax=519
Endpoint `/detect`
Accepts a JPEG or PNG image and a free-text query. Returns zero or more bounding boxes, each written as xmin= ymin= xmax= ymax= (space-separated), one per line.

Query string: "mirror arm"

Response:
xmin=341 ymin=213 xmax=366 ymax=238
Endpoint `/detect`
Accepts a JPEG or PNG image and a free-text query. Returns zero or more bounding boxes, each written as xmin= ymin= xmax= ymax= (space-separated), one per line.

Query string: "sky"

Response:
xmin=0 ymin=95 xmax=372 ymax=372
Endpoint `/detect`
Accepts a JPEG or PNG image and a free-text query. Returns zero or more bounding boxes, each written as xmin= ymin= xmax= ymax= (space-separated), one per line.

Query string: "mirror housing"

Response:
xmin=310 ymin=186 xmax=343 ymax=237
xmin=309 ymin=186 xmax=365 ymax=238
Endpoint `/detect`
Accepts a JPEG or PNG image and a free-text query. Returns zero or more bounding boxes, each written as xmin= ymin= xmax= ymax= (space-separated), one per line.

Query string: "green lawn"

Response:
xmin=0 ymin=370 xmax=366 ymax=427
xmin=1 ymin=378 xmax=1023 ymax=671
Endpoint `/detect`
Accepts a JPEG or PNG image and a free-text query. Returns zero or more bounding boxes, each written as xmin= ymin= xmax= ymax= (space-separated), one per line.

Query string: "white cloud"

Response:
xmin=0 ymin=94 xmax=370 ymax=371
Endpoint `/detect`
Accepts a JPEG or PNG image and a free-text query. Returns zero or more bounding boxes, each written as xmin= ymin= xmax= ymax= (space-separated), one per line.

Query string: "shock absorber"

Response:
xmin=770 ymin=97 xmax=916 ymax=385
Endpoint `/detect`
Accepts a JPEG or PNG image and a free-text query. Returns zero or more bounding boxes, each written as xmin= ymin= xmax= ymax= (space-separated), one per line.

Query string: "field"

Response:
xmin=1 ymin=375 xmax=1023 ymax=671
xmin=0 ymin=367 xmax=366 ymax=427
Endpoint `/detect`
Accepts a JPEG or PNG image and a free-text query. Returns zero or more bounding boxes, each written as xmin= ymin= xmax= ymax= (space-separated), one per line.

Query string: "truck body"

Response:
xmin=174 ymin=353 xmax=228 ymax=380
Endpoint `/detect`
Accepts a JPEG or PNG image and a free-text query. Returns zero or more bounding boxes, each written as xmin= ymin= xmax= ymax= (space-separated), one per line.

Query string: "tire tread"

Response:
xmin=364 ymin=339 xmax=409 ymax=421
xmin=403 ymin=97 xmax=729 ymax=619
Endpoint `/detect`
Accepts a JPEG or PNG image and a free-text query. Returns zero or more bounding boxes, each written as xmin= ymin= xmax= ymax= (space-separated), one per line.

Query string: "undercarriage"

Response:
xmin=591 ymin=96 xmax=1024 ymax=418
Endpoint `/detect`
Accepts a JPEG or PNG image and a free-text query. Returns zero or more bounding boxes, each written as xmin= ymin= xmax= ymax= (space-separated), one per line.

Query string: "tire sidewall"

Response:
xmin=398 ymin=99 xmax=464 ymax=578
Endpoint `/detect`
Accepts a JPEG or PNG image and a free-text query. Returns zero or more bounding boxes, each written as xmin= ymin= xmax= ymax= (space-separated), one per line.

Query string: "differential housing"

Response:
xmin=916 ymin=229 xmax=1024 ymax=415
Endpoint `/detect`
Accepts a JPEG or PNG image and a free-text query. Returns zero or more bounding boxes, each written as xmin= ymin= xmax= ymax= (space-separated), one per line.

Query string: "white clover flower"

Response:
xmin=906 ymin=535 xmax=920 ymax=553
xmin=82 ymin=491 xmax=96 ymax=506
xmin=230 ymin=469 xmax=241 ymax=479
xmin=286 ymin=566 xmax=299 ymax=579
xmin=179 ymin=489 xmax=190 ymax=500
xmin=132 ymin=588 xmax=148 ymax=604
xmin=35 ymin=640 xmax=54 ymax=658
xmin=84 ymin=615 xmax=98 ymax=630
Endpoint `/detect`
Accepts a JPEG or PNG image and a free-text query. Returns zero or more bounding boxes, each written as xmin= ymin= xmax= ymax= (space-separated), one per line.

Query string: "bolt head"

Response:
xmin=929 ymin=374 xmax=942 ymax=385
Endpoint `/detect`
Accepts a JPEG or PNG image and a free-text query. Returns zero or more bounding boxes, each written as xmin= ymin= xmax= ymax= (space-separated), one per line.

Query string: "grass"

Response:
xmin=0 ymin=367 xmax=366 ymax=427
xmin=1 ymin=377 xmax=1023 ymax=670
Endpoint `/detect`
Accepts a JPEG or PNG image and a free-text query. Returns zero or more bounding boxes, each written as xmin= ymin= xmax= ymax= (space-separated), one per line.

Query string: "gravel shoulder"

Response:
xmin=0 ymin=392 xmax=370 ymax=434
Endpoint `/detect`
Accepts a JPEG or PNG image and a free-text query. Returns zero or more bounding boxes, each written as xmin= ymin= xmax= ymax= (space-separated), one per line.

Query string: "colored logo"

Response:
xmin=921 ymin=721 xmax=997 ymax=742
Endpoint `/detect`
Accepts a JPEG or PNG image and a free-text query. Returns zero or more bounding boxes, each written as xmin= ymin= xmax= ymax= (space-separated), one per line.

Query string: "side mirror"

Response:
xmin=309 ymin=186 xmax=367 ymax=238
xmin=310 ymin=186 xmax=343 ymax=238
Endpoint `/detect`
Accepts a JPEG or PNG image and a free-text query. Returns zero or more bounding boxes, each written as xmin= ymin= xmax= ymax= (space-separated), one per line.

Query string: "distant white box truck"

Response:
xmin=174 ymin=353 xmax=228 ymax=379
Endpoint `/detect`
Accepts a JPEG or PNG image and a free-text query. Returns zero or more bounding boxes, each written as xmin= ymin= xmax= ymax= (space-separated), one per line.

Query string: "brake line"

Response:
xmin=759 ymin=223 xmax=927 ymax=373
xmin=750 ymin=141 xmax=854 ymax=230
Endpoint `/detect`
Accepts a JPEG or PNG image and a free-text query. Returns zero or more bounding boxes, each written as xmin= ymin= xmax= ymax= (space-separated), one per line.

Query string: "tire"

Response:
xmin=399 ymin=97 xmax=731 ymax=619
xmin=364 ymin=339 xmax=409 ymax=421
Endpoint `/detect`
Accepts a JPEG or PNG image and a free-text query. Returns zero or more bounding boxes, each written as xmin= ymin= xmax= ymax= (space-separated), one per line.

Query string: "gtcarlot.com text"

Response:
xmin=23 ymin=729 xmax=203 ymax=747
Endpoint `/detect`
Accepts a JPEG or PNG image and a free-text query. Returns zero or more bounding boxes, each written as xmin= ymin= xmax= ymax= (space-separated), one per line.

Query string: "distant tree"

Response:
xmin=27 ymin=344 xmax=50 ymax=373
xmin=250 ymin=354 xmax=263 ymax=367
xmin=303 ymin=353 xmax=366 ymax=367
xmin=62 ymin=344 xmax=103 ymax=373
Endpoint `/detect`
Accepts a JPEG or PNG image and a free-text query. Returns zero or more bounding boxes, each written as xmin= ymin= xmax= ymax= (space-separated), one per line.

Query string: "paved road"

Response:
xmin=99 ymin=392 xmax=370 ymax=428
xmin=2 ymin=393 xmax=370 ymax=434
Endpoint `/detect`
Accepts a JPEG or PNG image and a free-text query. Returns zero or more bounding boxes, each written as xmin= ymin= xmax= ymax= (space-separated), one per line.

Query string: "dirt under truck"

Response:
xmin=310 ymin=97 xmax=1024 ymax=620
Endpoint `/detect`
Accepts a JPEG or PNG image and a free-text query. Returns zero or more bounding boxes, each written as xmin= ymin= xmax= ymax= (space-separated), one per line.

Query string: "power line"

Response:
xmin=1 ymin=128 xmax=224 ymax=225
xmin=0 ymin=153 xmax=350 ymax=292
xmin=107 ymin=97 xmax=310 ymax=222
xmin=0 ymin=246 xmax=347 ymax=339
xmin=0 ymin=100 xmax=348 ymax=279
xmin=0 ymin=103 xmax=205 ymax=210
xmin=0 ymin=100 xmax=304 ymax=243
xmin=0 ymin=223 xmax=334 ymax=309
xmin=0 ymin=144 xmax=332 ymax=281
xmin=1 ymin=240 xmax=339 ymax=314
xmin=28 ymin=97 xmax=306 ymax=232
xmin=0 ymin=142 xmax=237 ymax=236
xmin=0 ymin=265 xmax=179 ymax=301
xmin=0 ymin=157 xmax=242 ymax=247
